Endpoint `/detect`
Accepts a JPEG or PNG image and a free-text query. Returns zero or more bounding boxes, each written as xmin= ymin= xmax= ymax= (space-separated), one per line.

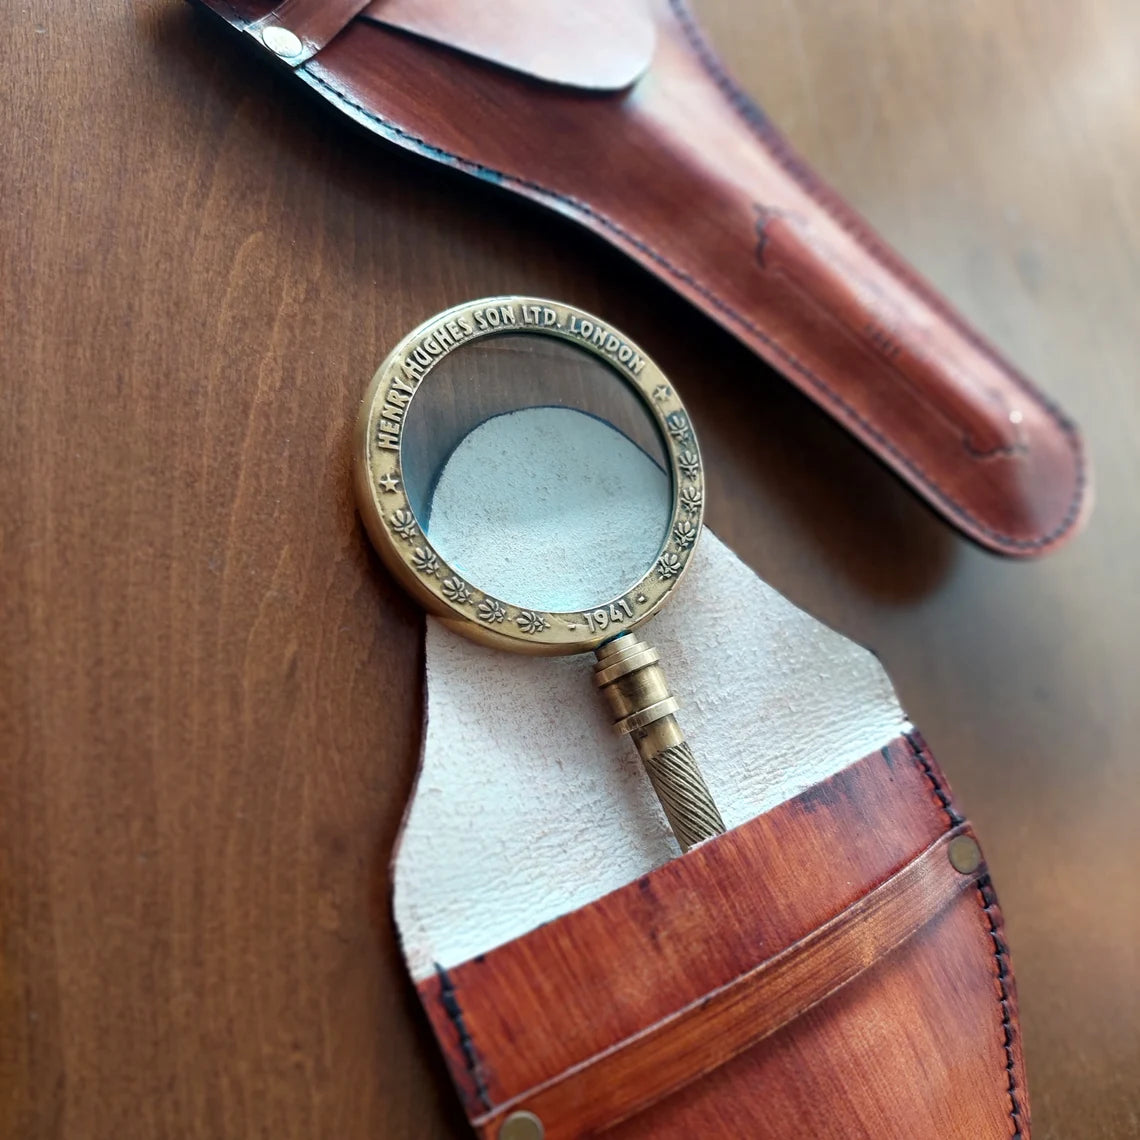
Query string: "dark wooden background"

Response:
xmin=3 ymin=1 xmax=1137 ymax=1137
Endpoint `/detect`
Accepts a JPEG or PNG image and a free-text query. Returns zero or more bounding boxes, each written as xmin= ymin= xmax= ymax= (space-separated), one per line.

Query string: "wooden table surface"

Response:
xmin=3 ymin=1 xmax=1138 ymax=1137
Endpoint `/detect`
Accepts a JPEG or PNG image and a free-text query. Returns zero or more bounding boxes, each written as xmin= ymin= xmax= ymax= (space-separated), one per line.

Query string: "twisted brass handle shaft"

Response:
xmin=593 ymin=634 xmax=725 ymax=852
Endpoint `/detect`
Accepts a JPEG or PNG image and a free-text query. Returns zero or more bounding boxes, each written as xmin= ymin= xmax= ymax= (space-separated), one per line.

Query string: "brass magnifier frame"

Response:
xmin=354 ymin=297 xmax=724 ymax=850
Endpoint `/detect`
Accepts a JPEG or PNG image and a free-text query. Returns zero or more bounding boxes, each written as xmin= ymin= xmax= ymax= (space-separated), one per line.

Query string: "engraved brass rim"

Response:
xmin=354 ymin=296 xmax=704 ymax=655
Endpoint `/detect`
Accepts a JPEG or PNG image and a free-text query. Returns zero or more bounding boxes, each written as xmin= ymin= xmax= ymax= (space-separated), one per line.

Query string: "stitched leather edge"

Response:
xmin=905 ymin=731 xmax=1026 ymax=1138
xmin=435 ymin=963 xmax=492 ymax=1112
xmin=978 ymin=878 xmax=1027 ymax=1139
xmin=668 ymin=2 xmax=1080 ymax=444
xmin=299 ymin=63 xmax=1085 ymax=555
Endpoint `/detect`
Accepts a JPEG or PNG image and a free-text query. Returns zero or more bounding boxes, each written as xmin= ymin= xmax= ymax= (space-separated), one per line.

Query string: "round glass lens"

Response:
xmin=399 ymin=333 xmax=672 ymax=612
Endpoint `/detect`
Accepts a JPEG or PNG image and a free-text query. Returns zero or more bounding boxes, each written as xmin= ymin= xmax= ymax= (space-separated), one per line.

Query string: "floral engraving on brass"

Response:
xmin=410 ymin=548 xmax=439 ymax=576
xmin=477 ymin=598 xmax=507 ymax=624
xmin=673 ymin=520 xmax=698 ymax=549
xmin=389 ymin=509 xmax=418 ymax=542
xmin=353 ymin=296 xmax=723 ymax=851
xmin=354 ymin=297 xmax=705 ymax=656
xmin=679 ymin=485 xmax=703 ymax=515
xmin=677 ymin=449 xmax=700 ymax=478
xmin=440 ymin=577 xmax=473 ymax=605
xmin=515 ymin=611 xmax=550 ymax=635
xmin=665 ymin=410 xmax=691 ymax=443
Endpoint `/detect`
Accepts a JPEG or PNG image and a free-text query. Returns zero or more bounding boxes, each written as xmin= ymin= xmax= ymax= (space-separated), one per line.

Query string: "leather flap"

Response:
xmin=191 ymin=0 xmax=1089 ymax=554
xmin=363 ymin=0 xmax=656 ymax=90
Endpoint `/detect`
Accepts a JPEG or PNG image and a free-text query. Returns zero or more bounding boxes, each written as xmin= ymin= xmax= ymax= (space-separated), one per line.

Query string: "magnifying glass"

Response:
xmin=354 ymin=297 xmax=724 ymax=852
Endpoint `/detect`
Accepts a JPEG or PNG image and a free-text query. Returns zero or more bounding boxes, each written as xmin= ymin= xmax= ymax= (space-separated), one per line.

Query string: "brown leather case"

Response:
xmin=416 ymin=734 xmax=1028 ymax=1138
xmin=188 ymin=6 xmax=1033 ymax=1134
xmin=194 ymin=0 xmax=1088 ymax=558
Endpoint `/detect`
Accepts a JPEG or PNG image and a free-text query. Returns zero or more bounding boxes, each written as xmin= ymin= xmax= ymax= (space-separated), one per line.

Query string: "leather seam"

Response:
xmin=903 ymin=733 xmax=1024 ymax=1138
xmin=435 ymin=962 xmax=492 ymax=1111
xmin=902 ymin=731 xmax=964 ymax=831
xmin=977 ymin=877 xmax=1025 ymax=1139
xmin=668 ymin=0 xmax=1080 ymax=436
xmin=667 ymin=0 xmax=1086 ymax=549
xmin=301 ymin=67 xmax=1084 ymax=552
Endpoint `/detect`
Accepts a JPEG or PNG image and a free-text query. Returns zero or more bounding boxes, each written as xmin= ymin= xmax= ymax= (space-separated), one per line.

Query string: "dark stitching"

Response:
xmin=303 ymin=65 xmax=1084 ymax=552
xmin=666 ymin=0 xmax=1086 ymax=548
xmin=977 ymin=877 xmax=1025 ymax=1139
xmin=669 ymin=0 xmax=1082 ymax=469
xmin=435 ymin=963 xmax=492 ymax=1111
xmin=901 ymin=732 xmax=964 ymax=829
xmin=898 ymin=733 xmax=1023 ymax=1137
xmin=669 ymin=1 xmax=1072 ymax=419
xmin=302 ymin=62 xmax=1084 ymax=550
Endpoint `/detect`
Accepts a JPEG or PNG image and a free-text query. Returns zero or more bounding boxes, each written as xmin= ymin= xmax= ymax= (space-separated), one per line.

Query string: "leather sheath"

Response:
xmin=393 ymin=513 xmax=1029 ymax=1138
xmin=189 ymin=4 xmax=1037 ymax=1134
xmin=194 ymin=0 xmax=1088 ymax=557
xmin=413 ymin=733 xmax=1030 ymax=1139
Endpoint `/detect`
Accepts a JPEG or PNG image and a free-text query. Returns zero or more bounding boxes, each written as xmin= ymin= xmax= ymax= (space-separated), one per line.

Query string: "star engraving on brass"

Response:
xmin=357 ymin=297 xmax=706 ymax=656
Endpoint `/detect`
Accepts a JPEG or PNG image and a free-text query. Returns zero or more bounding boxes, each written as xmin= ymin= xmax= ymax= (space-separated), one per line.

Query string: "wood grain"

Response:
xmin=1 ymin=1 xmax=1137 ymax=1138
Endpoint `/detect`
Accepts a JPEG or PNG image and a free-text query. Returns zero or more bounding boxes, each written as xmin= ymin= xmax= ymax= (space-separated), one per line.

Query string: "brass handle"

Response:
xmin=593 ymin=634 xmax=725 ymax=852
